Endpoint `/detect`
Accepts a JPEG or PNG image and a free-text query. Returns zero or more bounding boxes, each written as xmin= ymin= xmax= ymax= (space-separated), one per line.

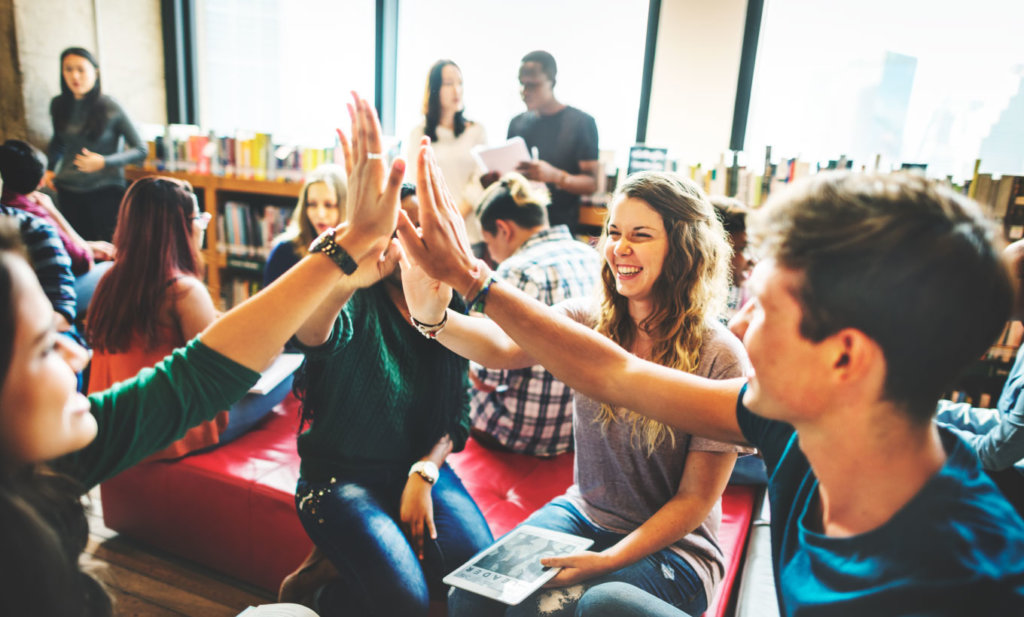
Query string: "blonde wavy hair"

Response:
xmin=278 ymin=164 xmax=348 ymax=256
xmin=595 ymin=171 xmax=731 ymax=454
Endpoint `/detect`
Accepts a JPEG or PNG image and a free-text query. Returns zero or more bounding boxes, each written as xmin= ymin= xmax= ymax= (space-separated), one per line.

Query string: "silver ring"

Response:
xmin=366 ymin=152 xmax=384 ymax=160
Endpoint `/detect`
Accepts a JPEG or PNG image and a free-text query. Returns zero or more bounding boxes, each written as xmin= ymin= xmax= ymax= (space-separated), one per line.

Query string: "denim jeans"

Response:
xmin=447 ymin=497 xmax=707 ymax=617
xmin=295 ymin=462 xmax=493 ymax=617
xmin=576 ymin=581 xmax=694 ymax=617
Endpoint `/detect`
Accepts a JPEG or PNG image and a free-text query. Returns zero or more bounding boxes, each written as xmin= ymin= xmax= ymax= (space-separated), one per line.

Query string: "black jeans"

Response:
xmin=57 ymin=184 xmax=126 ymax=242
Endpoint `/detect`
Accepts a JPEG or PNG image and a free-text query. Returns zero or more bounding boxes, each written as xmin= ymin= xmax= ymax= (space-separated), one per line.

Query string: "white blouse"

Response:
xmin=406 ymin=120 xmax=488 ymax=243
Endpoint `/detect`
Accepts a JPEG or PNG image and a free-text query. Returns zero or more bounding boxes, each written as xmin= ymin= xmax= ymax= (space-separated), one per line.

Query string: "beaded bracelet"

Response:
xmin=410 ymin=310 xmax=448 ymax=339
xmin=467 ymin=274 xmax=497 ymax=314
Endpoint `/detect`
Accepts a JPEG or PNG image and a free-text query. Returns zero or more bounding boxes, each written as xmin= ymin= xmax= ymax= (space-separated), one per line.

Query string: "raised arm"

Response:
xmin=396 ymin=145 xmax=747 ymax=445
xmin=398 ymin=238 xmax=534 ymax=369
xmin=201 ymin=94 xmax=402 ymax=372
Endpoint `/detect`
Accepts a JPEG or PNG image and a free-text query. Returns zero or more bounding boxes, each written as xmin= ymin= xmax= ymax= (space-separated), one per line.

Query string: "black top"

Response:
xmin=508 ymin=106 xmax=598 ymax=229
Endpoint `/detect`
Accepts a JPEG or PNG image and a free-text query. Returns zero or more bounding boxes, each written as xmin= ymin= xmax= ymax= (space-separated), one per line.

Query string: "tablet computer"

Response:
xmin=443 ymin=525 xmax=594 ymax=605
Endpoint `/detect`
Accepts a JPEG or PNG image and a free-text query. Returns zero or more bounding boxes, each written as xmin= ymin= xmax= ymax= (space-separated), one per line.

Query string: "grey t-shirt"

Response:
xmin=558 ymin=297 xmax=750 ymax=603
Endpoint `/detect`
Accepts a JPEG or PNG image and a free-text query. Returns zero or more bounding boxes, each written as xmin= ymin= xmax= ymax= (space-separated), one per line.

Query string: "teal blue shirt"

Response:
xmin=737 ymin=385 xmax=1024 ymax=615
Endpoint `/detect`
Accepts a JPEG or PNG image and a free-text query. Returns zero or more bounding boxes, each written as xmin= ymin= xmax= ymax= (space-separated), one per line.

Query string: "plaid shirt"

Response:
xmin=471 ymin=225 xmax=601 ymax=456
xmin=0 ymin=205 xmax=76 ymax=323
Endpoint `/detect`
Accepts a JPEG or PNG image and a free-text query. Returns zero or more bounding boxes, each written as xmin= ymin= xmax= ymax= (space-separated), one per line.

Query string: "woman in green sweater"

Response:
xmin=0 ymin=94 xmax=404 ymax=617
xmin=276 ymin=173 xmax=493 ymax=616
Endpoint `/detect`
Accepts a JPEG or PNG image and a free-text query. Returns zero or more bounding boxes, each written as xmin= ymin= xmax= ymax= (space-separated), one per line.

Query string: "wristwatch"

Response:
xmin=408 ymin=460 xmax=439 ymax=484
xmin=309 ymin=228 xmax=358 ymax=275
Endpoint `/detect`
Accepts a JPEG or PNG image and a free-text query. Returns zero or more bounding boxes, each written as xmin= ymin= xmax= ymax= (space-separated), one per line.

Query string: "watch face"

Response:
xmin=412 ymin=461 xmax=439 ymax=483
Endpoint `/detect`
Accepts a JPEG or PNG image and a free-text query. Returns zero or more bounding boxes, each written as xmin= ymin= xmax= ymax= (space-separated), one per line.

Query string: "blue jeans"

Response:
xmin=576 ymin=582 xmax=693 ymax=617
xmin=295 ymin=462 xmax=493 ymax=617
xmin=447 ymin=497 xmax=707 ymax=617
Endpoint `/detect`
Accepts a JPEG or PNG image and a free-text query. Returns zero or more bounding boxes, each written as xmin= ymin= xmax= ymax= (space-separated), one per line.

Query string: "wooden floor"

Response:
xmin=83 ymin=487 xmax=275 ymax=617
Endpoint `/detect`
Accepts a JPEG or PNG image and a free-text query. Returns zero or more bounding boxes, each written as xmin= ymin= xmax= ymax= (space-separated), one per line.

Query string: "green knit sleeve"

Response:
xmin=56 ymin=339 xmax=260 ymax=488
xmin=448 ymin=362 xmax=472 ymax=453
xmin=291 ymin=294 xmax=359 ymax=359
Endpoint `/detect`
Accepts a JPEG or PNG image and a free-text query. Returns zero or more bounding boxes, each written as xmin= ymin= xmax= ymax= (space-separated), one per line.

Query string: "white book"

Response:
xmin=249 ymin=353 xmax=303 ymax=395
xmin=471 ymin=137 xmax=531 ymax=175
xmin=236 ymin=604 xmax=318 ymax=617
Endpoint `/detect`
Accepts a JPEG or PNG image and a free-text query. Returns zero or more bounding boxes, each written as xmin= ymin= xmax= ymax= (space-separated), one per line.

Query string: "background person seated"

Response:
xmin=0 ymin=139 xmax=114 ymax=276
xmin=709 ymin=196 xmax=755 ymax=323
xmin=471 ymin=173 xmax=600 ymax=456
xmin=0 ymin=139 xmax=115 ymax=321
xmin=936 ymin=237 xmax=1024 ymax=514
xmin=264 ymin=164 xmax=347 ymax=287
xmin=86 ymin=177 xmax=278 ymax=459
xmin=0 ymin=200 xmax=76 ymax=333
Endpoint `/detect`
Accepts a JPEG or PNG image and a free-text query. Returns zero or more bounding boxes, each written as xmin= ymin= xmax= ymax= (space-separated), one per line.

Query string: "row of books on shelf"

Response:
xmin=681 ymin=149 xmax=904 ymax=208
xmin=140 ymin=124 xmax=343 ymax=182
xmin=984 ymin=321 xmax=1024 ymax=364
xmin=217 ymin=201 xmax=294 ymax=269
xmin=943 ymin=321 xmax=1024 ymax=408
xmin=670 ymin=147 xmax=1024 ymax=225
xmin=971 ymin=173 xmax=1024 ymax=240
xmin=946 ymin=390 xmax=995 ymax=409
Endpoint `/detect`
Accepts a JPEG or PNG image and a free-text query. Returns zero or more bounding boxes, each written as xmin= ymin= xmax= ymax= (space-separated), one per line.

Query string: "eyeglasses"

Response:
xmin=192 ymin=211 xmax=212 ymax=231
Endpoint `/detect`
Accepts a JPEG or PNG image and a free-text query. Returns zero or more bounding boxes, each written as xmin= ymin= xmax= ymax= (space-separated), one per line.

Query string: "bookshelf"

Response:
xmin=125 ymin=168 xmax=301 ymax=309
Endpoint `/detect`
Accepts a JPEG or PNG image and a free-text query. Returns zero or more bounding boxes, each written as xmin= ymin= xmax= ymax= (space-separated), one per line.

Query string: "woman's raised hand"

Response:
xmin=399 ymin=242 xmax=453 ymax=325
xmin=335 ymin=128 xmax=353 ymax=179
xmin=339 ymin=92 xmax=404 ymax=260
xmin=395 ymin=139 xmax=480 ymax=297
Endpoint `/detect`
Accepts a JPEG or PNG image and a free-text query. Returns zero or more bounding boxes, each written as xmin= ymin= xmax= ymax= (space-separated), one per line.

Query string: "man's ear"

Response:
xmin=830 ymin=328 xmax=881 ymax=383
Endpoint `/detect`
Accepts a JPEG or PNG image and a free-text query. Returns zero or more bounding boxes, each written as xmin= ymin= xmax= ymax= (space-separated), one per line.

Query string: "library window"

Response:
xmin=744 ymin=0 xmax=1024 ymax=181
xmin=195 ymin=0 xmax=376 ymax=145
xmin=393 ymin=0 xmax=650 ymax=161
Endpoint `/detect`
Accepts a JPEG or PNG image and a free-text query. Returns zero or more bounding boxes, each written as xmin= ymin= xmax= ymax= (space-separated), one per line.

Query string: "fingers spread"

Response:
xmin=346 ymin=101 xmax=362 ymax=161
xmin=363 ymin=96 xmax=384 ymax=157
xmin=383 ymin=157 xmax=406 ymax=208
xmin=395 ymin=210 xmax=425 ymax=262
xmin=336 ymin=128 xmax=353 ymax=177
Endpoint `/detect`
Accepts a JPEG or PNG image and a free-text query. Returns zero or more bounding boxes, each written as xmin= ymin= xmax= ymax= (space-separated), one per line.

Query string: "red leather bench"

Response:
xmin=101 ymin=395 xmax=756 ymax=616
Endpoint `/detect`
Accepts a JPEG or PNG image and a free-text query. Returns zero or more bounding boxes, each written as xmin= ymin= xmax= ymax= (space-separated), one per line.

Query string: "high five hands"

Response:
xmin=395 ymin=137 xmax=483 ymax=297
xmin=331 ymin=92 xmax=405 ymax=264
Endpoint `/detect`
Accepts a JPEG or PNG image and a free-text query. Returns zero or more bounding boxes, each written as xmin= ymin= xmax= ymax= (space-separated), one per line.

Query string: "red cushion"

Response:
xmin=102 ymin=394 xmax=756 ymax=611
xmin=447 ymin=438 xmax=574 ymax=537
xmin=100 ymin=396 xmax=311 ymax=591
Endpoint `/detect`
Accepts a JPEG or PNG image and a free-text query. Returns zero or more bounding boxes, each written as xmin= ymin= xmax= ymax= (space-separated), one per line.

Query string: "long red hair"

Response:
xmin=87 ymin=177 xmax=202 ymax=353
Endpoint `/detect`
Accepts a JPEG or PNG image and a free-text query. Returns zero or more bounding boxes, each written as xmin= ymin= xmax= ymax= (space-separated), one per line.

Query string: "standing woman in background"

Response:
xmin=406 ymin=59 xmax=488 ymax=255
xmin=45 ymin=47 xmax=146 ymax=242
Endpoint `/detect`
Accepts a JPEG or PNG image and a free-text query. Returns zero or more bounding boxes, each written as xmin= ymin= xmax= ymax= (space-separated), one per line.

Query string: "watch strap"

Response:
xmin=408 ymin=460 xmax=438 ymax=484
xmin=309 ymin=229 xmax=358 ymax=275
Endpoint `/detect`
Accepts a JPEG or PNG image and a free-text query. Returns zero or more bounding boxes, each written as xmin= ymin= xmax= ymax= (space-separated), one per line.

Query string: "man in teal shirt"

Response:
xmin=398 ymin=171 xmax=1024 ymax=616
